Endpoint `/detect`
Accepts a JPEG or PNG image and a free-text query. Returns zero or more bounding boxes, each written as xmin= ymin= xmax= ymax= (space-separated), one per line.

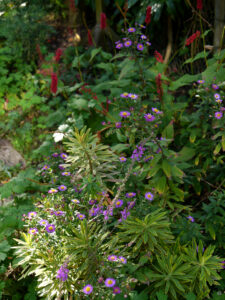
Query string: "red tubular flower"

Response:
xmin=69 ymin=0 xmax=76 ymax=12
xmin=197 ymin=0 xmax=203 ymax=10
xmin=88 ymin=29 xmax=93 ymax=46
xmin=55 ymin=48 xmax=63 ymax=62
xmin=51 ymin=73 xmax=58 ymax=94
xmin=185 ymin=31 xmax=201 ymax=46
xmin=154 ymin=50 xmax=164 ymax=63
xmin=100 ymin=12 xmax=107 ymax=29
xmin=145 ymin=6 xmax=152 ymax=25
xmin=156 ymin=73 xmax=163 ymax=99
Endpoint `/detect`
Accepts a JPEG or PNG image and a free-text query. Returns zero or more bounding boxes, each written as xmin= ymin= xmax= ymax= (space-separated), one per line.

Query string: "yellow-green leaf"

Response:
xmin=162 ymin=160 xmax=171 ymax=178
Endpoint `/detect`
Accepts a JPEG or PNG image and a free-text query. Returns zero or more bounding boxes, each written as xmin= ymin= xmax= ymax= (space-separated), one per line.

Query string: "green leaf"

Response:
xmin=162 ymin=160 xmax=171 ymax=178
xmin=156 ymin=291 xmax=168 ymax=300
xmin=0 ymin=252 xmax=7 ymax=261
xmin=184 ymin=51 xmax=209 ymax=64
xmin=169 ymin=74 xmax=199 ymax=91
xmin=89 ymin=48 xmax=101 ymax=62
xmin=175 ymin=146 xmax=195 ymax=162
xmin=214 ymin=143 xmax=221 ymax=155
xmin=162 ymin=122 xmax=174 ymax=140
xmin=185 ymin=293 xmax=196 ymax=300
xmin=155 ymin=176 xmax=167 ymax=193
xmin=207 ymin=225 xmax=216 ymax=240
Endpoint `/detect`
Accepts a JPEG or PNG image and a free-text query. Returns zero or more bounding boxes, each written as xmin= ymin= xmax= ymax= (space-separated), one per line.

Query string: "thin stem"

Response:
xmin=199 ymin=12 xmax=208 ymax=67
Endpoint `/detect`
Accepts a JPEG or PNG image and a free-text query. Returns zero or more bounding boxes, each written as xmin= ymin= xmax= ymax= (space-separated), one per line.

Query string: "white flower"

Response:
xmin=0 ymin=12 xmax=4 ymax=16
xmin=20 ymin=2 xmax=26 ymax=7
xmin=53 ymin=132 xmax=64 ymax=142
xmin=58 ymin=124 xmax=69 ymax=132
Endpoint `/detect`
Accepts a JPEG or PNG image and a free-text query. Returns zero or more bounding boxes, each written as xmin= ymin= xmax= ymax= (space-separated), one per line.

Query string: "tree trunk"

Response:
xmin=213 ymin=0 xmax=225 ymax=52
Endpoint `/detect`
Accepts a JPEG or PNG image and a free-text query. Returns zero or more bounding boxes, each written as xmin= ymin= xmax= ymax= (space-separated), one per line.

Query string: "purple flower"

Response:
xmin=54 ymin=210 xmax=65 ymax=216
xmin=144 ymin=155 xmax=154 ymax=162
xmin=152 ymin=107 xmax=162 ymax=114
xmin=128 ymin=93 xmax=138 ymax=100
xmin=59 ymin=164 xmax=65 ymax=170
xmin=48 ymin=188 xmax=58 ymax=194
xmin=103 ymin=207 xmax=113 ymax=220
xmin=119 ymin=157 xmax=127 ymax=162
xmin=128 ymin=27 xmax=136 ymax=33
xmin=212 ymin=84 xmax=219 ymax=90
xmin=105 ymin=278 xmax=116 ymax=287
xmin=108 ymin=255 xmax=117 ymax=262
xmin=113 ymin=286 xmax=121 ymax=294
xmin=39 ymin=219 xmax=48 ymax=226
xmin=77 ymin=214 xmax=86 ymax=220
xmin=126 ymin=192 xmax=136 ymax=198
xmin=28 ymin=211 xmax=37 ymax=219
xmin=102 ymin=121 xmax=106 ymax=125
xmin=141 ymin=34 xmax=147 ymax=39
xmin=56 ymin=264 xmax=69 ymax=282
xmin=42 ymin=165 xmax=49 ymax=170
xmin=89 ymin=199 xmax=97 ymax=205
xmin=145 ymin=192 xmax=154 ymax=201
xmin=120 ymin=92 xmax=129 ymax=98
xmin=61 ymin=172 xmax=71 ymax=176
xmin=119 ymin=256 xmax=127 ymax=264
xmin=127 ymin=201 xmax=135 ymax=209
xmin=221 ymin=261 xmax=225 ymax=269
xmin=71 ymin=199 xmax=80 ymax=204
xmin=119 ymin=208 xmax=130 ymax=222
xmin=197 ymin=80 xmax=205 ymax=84
xmin=139 ymin=24 xmax=146 ymax=29
xmin=116 ymin=43 xmax=123 ymax=49
xmin=214 ymin=93 xmax=221 ymax=100
xmin=60 ymin=153 xmax=68 ymax=160
xmin=137 ymin=43 xmax=144 ymax=51
xmin=144 ymin=113 xmax=156 ymax=122
xmin=89 ymin=206 xmax=101 ymax=217
xmin=58 ymin=185 xmax=67 ymax=191
xmin=187 ymin=216 xmax=195 ymax=222
xmin=29 ymin=228 xmax=38 ymax=235
xmin=52 ymin=153 xmax=59 ymax=157
xmin=216 ymin=98 xmax=222 ymax=103
xmin=115 ymin=122 xmax=122 ymax=128
xmin=83 ymin=284 xmax=93 ymax=294
xmin=131 ymin=145 xmax=145 ymax=161
xmin=119 ymin=111 xmax=131 ymax=118
xmin=215 ymin=112 xmax=223 ymax=119
xmin=146 ymin=41 xmax=151 ymax=46
xmin=124 ymin=40 xmax=132 ymax=47
xmin=115 ymin=199 xmax=123 ymax=208
xmin=46 ymin=224 xmax=56 ymax=233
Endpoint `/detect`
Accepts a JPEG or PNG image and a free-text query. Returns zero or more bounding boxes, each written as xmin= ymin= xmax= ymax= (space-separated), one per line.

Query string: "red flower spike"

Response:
xmin=88 ymin=29 xmax=93 ymax=46
xmin=36 ymin=44 xmax=43 ymax=62
xmin=51 ymin=73 xmax=58 ymax=94
xmin=185 ymin=31 xmax=201 ymax=46
xmin=154 ymin=50 xmax=164 ymax=63
xmin=55 ymin=48 xmax=63 ymax=63
xmin=100 ymin=12 xmax=107 ymax=29
xmin=69 ymin=0 xmax=76 ymax=12
xmin=197 ymin=0 xmax=203 ymax=10
xmin=156 ymin=73 xmax=163 ymax=99
xmin=145 ymin=6 xmax=152 ymax=25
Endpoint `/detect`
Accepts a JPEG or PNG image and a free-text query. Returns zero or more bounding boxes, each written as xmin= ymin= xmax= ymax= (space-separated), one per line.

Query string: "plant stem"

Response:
xmin=199 ymin=12 xmax=208 ymax=67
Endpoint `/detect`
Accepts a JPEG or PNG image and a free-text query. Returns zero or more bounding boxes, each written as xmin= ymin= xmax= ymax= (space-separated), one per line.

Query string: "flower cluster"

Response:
xmin=185 ymin=31 xmax=200 ymax=46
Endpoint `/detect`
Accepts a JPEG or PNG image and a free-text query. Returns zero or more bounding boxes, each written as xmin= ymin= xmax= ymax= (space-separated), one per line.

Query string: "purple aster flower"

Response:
xmin=58 ymin=185 xmax=67 ymax=191
xmin=187 ymin=216 xmax=194 ymax=222
xmin=120 ymin=92 xmax=129 ymax=98
xmin=71 ymin=199 xmax=80 ymax=204
xmin=115 ymin=122 xmax=122 ymax=128
xmin=221 ymin=261 xmax=225 ymax=269
xmin=29 ymin=228 xmax=38 ymax=235
xmin=105 ymin=278 xmax=116 ymax=287
xmin=42 ymin=165 xmax=49 ymax=170
xmin=77 ymin=214 xmax=86 ymax=220
xmin=145 ymin=192 xmax=154 ymax=201
xmin=216 ymin=99 xmax=222 ymax=104
xmin=119 ymin=111 xmax=131 ymax=118
xmin=128 ymin=93 xmax=138 ymax=100
xmin=46 ymin=224 xmax=56 ymax=233
xmin=28 ymin=211 xmax=37 ymax=219
xmin=116 ymin=43 xmax=123 ymax=49
xmin=83 ymin=284 xmax=93 ymax=294
xmin=115 ymin=40 xmax=121 ymax=44
xmin=212 ymin=84 xmax=219 ymax=90
xmin=61 ymin=172 xmax=71 ymax=176
xmin=56 ymin=264 xmax=69 ymax=282
xmin=108 ymin=255 xmax=117 ymax=262
xmin=214 ymin=93 xmax=221 ymax=100
xmin=119 ymin=256 xmax=127 ymax=264
xmin=220 ymin=107 xmax=225 ymax=111
xmin=144 ymin=113 xmax=156 ymax=122
xmin=89 ymin=199 xmax=97 ymax=205
xmin=115 ymin=199 xmax=123 ymax=208
xmin=126 ymin=192 xmax=136 ymax=198
xmin=197 ymin=80 xmax=205 ymax=84
xmin=128 ymin=27 xmax=136 ymax=33
xmin=131 ymin=145 xmax=145 ymax=161
xmin=59 ymin=164 xmax=65 ymax=170
xmin=60 ymin=153 xmax=68 ymax=160
xmin=52 ymin=153 xmax=59 ymax=157
xmin=119 ymin=208 xmax=130 ymax=222
xmin=144 ymin=155 xmax=154 ymax=162
xmin=103 ymin=206 xmax=113 ymax=220
xmin=113 ymin=287 xmax=121 ymax=294
xmin=54 ymin=210 xmax=65 ymax=216
xmin=152 ymin=107 xmax=162 ymax=114
xmin=146 ymin=41 xmax=151 ymax=46
xmin=124 ymin=40 xmax=132 ymax=47
xmin=215 ymin=112 xmax=223 ymax=119
xmin=39 ymin=219 xmax=48 ymax=226
xmin=119 ymin=157 xmax=127 ymax=162
xmin=137 ymin=43 xmax=144 ymax=51
xmin=141 ymin=34 xmax=147 ymax=39
xmin=89 ymin=206 xmax=101 ymax=217
xmin=127 ymin=201 xmax=135 ymax=209
xmin=102 ymin=121 xmax=106 ymax=125
xmin=139 ymin=24 xmax=146 ymax=29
